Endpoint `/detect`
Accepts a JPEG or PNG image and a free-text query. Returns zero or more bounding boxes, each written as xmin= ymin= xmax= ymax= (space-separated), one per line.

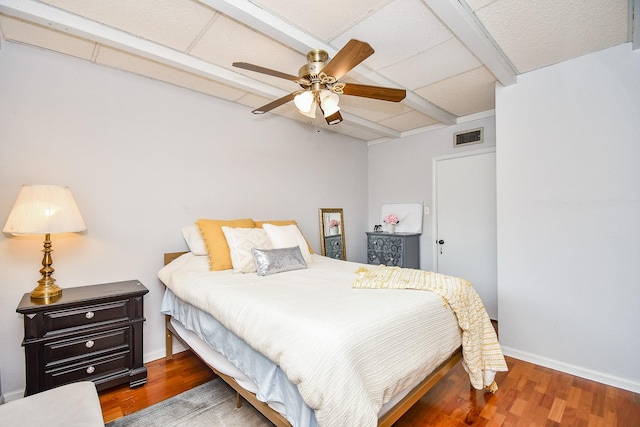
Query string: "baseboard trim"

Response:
xmin=502 ymin=346 xmax=640 ymax=394
xmin=1 ymin=389 xmax=24 ymax=403
xmin=144 ymin=341 xmax=187 ymax=364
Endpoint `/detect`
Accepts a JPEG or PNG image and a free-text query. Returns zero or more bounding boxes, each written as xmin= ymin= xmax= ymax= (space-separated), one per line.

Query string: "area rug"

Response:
xmin=106 ymin=378 xmax=272 ymax=426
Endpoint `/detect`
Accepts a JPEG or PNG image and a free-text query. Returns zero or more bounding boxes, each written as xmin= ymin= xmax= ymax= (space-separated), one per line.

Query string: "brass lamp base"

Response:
xmin=30 ymin=282 xmax=63 ymax=299
xmin=30 ymin=233 xmax=63 ymax=302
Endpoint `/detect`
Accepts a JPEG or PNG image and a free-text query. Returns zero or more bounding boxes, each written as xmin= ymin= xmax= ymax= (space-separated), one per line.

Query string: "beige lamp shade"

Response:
xmin=3 ymin=185 xmax=87 ymax=235
xmin=4 ymin=184 xmax=87 ymax=301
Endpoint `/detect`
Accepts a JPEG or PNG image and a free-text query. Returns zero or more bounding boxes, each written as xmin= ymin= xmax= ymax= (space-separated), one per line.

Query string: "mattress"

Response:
xmin=159 ymin=252 xmax=462 ymax=427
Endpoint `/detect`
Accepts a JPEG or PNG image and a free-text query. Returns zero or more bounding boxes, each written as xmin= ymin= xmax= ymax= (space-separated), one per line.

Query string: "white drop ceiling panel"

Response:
xmin=472 ymin=0 xmax=630 ymax=73
xmin=331 ymin=0 xmax=454 ymax=70
xmin=465 ymin=0 xmax=495 ymax=10
xmin=40 ymin=0 xmax=216 ymax=51
xmin=0 ymin=15 xmax=96 ymax=60
xmin=379 ymin=110 xmax=439 ymax=132
xmin=339 ymin=95 xmax=413 ymax=123
xmin=253 ymin=0 xmax=392 ymax=41
xmin=348 ymin=127 xmax=392 ymax=142
xmin=378 ymin=37 xmax=482 ymax=90
xmin=416 ymin=66 xmax=495 ymax=116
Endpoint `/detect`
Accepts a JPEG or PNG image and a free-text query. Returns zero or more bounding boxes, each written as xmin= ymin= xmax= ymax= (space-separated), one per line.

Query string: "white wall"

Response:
xmin=0 ymin=42 xmax=369 ymax=399
xmin=368 ymin=118 xmax=496 ymax=271
xmin=496 ymin=43 xmax=640 ymax=392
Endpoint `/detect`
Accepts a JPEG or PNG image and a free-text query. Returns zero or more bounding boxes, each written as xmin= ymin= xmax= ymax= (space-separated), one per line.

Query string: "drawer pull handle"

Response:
xmin=85 ymin=340 xmax=95 ymax=348
xmin=86 ymin=366 xmax=95 ymax=374
xmin=85 ymin=311 xmax=95 ymax=319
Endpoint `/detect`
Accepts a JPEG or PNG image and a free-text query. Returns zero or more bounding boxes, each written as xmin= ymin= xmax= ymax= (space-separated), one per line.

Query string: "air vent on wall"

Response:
xmin=453 ymin=127 xmax=483 ymax=147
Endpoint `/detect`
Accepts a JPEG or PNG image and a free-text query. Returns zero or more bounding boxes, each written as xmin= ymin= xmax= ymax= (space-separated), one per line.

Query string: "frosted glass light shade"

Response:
xmin=294 ymin=91 xmax=314 ymax=113
xmin=3 ymin=185 xmax=87 ymax=235
xmin=320 ymin=90 xmax=340 ymax=117
xmin=299 ymin=102 xmax=317 ymax=118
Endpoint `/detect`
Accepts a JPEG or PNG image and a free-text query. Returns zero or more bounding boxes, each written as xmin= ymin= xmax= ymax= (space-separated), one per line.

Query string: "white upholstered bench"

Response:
xmin=0 ymin=382 xmax=104 ymax=427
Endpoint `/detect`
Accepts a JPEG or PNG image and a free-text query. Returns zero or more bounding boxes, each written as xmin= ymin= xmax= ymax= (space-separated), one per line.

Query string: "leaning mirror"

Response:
xmin=319 ymin=208 xmax=346 ymax=260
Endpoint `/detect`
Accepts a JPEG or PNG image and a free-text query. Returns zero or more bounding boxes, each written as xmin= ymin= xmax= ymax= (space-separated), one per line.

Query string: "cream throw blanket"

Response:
xmin=352 ymin=265 xmax=508 ymax=391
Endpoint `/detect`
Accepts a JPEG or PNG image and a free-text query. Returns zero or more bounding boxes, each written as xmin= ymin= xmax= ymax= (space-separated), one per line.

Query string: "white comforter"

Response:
xmin=159 ymin=253 xmax=461 ymax=427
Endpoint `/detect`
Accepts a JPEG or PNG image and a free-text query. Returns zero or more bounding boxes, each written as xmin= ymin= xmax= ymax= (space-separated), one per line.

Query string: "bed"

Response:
xmin=159 ymin=221 xmax=506 ymax=427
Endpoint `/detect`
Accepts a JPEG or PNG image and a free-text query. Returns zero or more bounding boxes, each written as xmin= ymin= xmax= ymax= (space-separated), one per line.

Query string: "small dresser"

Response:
xmin=366 ymin=232 xmax=420 ymax=268
xmin=16 ymin=280 xmax=148 ymax=396
xmin=324 ymin=234 xmax=343 ymax=259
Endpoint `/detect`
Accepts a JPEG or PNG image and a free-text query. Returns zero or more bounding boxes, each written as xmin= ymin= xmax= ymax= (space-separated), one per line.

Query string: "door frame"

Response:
xmin=432 ymin=146 xmax=496 ymax=270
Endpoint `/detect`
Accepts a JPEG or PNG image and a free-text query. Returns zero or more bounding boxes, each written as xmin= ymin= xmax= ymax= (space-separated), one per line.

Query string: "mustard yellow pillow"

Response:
xmin=197 ymin=218 xmax=256 ymax=271
xmin=254 ymin=220 xmax=314 ymax=254
xmin=255 ymin=219 xmax=298 ymax=228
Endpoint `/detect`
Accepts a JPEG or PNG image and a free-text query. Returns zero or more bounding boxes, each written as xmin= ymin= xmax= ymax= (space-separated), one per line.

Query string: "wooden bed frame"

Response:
xmin=162 ymin=251 xmax=463 ymax=427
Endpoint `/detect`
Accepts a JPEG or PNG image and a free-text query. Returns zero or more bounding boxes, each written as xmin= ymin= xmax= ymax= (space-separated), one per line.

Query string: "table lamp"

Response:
xmin=3 ymin=185 xmax=87 ymax=301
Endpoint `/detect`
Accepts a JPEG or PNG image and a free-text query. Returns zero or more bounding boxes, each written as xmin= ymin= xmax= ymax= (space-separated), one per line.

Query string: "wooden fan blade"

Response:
xmin=341 ymin=83 xmax=406 ymax=102
xmin=325 ymin=110 xmax=343 ymax=125
xmin=252 ymin=93 xmax=297 ymax=114
xmin=233 ymin=62 xmax=300 ymax=82
xmin=321 ymin=39 xmax=374 ymax=80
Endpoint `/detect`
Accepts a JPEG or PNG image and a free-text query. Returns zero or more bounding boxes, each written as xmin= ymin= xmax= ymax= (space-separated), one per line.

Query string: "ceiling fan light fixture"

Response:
xmin=294 ymin=91 xmax=314 ymax=113
xmin=319 ymin=89 xmax=340 ymax=117
xmin=299 ymin=102 xmax=317 ymax=118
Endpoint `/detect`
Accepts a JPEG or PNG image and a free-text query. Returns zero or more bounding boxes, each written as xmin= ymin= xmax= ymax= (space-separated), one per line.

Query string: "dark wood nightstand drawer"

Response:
xmin=43 ymin=300 xmax=129 ymax=336
xmin=45 ymin=350 xmax=130 ymax=390
xmin=45 ymin=326 xmax=130 ymax=364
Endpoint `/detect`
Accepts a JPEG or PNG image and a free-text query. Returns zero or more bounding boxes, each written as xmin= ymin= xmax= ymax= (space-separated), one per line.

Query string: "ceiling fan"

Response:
xmin=233 ymin=39 xmax=406 ymax=125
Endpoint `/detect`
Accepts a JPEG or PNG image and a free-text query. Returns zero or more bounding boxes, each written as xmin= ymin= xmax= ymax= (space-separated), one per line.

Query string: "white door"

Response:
xmin=434 ymin=149 xmax=497 ymax=319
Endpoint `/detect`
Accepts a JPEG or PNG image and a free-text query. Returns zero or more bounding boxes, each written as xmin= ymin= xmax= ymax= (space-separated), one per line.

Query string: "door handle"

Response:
xmin=437 ymin=239 xmax=445 ymax=254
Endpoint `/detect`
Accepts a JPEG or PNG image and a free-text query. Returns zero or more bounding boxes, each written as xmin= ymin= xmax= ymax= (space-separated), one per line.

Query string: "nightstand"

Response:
xmin=366 ymin=232 xmax=420 ymax=268
xmin=16 ymin=280 xmax=149 ymax=396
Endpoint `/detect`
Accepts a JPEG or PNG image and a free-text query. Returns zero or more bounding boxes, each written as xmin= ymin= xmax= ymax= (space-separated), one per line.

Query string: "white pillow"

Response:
xmin=181 ymin=225 xmax=207 ymax=256
xmin=262 ymin=224 xmax=312 ymax=264
xmin=221 ymin=226 xmax=272 ymax=273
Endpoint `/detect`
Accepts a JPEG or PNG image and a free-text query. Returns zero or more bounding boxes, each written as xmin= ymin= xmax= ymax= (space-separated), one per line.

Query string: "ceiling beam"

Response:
xmin=424 ymin=0 xmax=518 ymax=86
xmin=198 ymin=0 xmax=328 ymax=56
xmin=199 ymin=0 xmax=457 ymax=125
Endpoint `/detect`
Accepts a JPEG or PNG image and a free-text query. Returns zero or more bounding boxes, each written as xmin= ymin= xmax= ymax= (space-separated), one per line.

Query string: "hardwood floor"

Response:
xmin=99 ymin=350 xmax=640 ymax=426
xmin=99 ymin=350 xmax=216 ymax=423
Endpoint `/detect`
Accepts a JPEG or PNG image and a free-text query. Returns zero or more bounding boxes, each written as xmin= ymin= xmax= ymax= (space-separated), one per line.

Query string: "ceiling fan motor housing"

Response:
xmin=299 ymin=49 xmax=329 ymax=80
